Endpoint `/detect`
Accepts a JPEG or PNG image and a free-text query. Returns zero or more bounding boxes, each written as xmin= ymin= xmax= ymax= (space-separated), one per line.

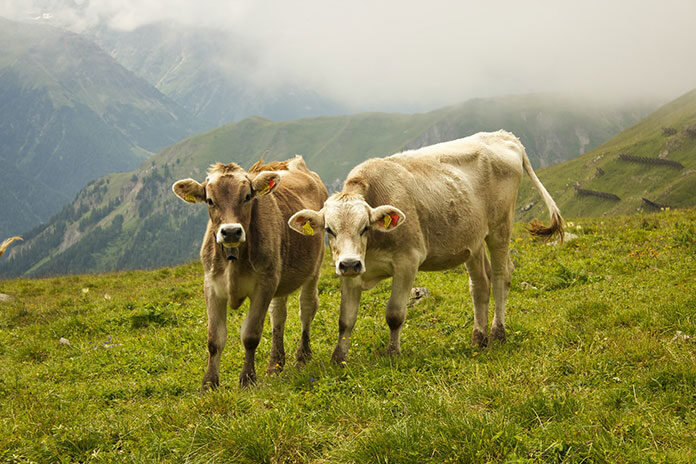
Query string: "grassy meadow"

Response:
xmin=1 ymin=208 xmax=695 ymax=463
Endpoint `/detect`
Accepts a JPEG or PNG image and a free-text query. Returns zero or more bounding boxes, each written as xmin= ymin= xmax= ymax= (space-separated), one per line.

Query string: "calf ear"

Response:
xmin=252 ymin=171 xmax=280 ymax=197
xmin=288 ymin=209 xmax=324 ymax=236
xmin=172 ymin=179 xmax=205 ymax=203
xmin=370 ymin=205 xmax=405 ymax=232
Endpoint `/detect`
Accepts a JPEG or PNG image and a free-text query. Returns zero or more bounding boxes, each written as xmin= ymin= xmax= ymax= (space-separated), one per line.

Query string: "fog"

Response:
xmin=2 ymin=0 xmax=695 ymax=111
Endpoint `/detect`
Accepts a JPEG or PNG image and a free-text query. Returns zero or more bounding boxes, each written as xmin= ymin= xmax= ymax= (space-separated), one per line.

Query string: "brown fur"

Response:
xmin=208 ymin=162 xmax=244 ymax=176
xmin=248 ymin=158 xmax=290 ymax=174
xmin=173 ymin=155 xmax=327 ymax=389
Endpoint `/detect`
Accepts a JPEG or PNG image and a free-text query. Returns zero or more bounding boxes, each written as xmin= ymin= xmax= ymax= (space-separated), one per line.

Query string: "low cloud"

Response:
xmin=2 ymin=0 xmax=695 ymax=110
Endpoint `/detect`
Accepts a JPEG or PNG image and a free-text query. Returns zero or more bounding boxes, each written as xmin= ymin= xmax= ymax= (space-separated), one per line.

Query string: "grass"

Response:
xmin=1 ymin=208 xmax=695 ymax=463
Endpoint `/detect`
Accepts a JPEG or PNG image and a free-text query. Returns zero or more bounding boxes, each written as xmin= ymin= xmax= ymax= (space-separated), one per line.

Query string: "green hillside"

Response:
xmin=0 ymin=93 xmax=653 ymax=277
xmin=0 ymin=17 xmax=206 ymax=237
xmin=1 ymin=209 xmax=694 ymax=462
xmin=517 ymin=89 xmax=696 ymax=221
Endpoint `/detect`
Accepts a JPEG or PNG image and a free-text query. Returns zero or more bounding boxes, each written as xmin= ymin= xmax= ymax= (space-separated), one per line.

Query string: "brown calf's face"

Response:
xmin=289 ymin=195 xmax=404 ymax=277
xmin=172 ymin=165 xmax=280 ymax=253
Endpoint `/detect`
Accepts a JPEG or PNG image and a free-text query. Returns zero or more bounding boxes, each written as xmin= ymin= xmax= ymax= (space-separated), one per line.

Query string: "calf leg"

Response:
xmin=486 ymin=233 xmax=513 ymax=344
xmin=239 ymin=287 xmax=274 ymax=387
xmin=296 ymin=272 xmax=320 ymax=365
xmin=465 ymin=245 xmax=492 ymax=348
xmin=331 ymin=279 xmax=362 ymax=365
xmin=266 ymin=297 xmax=287 ymax=374
xmin=385 ymin=266 xmax=417 ymax=356
xmin=201 ymin=280 xmax=228 ymax=391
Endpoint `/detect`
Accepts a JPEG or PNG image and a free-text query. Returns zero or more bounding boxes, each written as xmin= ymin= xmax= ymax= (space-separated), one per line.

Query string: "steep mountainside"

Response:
xmin=89 ymin=23 xmax=346 ymax=126
xmin=0 ymin=17 xmax=206 ymax=237
xmin=1 ymin=94 xmax=655 ymax=277
xmin=516 ymin=88 xmax=696 ymax=221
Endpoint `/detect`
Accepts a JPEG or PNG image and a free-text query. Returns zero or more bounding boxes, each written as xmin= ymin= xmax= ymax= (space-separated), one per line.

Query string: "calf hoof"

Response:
xmin=266 ymin=351 xmax=285 ymax=374
xmin=385 ymin=345 xmax=401 ymax=357
xmin=239 ymin=370 xmax=257 ymax=388
xmin=472 ymin=329 xmax=488 ymax=348
xmin=266 ymin=360 xmax=284 ymax=375
xmin=295 ymin=347 xmax=312 ymax=366
xmin=490 ymin=324 xmax=506 ymax=344
xmin=331 ymin=347 xmax=347 ymax=366
xmin=201 ymin=375 xmax=219 ymax=393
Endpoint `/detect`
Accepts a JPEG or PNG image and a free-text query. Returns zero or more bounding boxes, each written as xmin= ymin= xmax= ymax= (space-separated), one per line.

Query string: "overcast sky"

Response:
xmin=2 ymin=0 xmax=695 ymax=111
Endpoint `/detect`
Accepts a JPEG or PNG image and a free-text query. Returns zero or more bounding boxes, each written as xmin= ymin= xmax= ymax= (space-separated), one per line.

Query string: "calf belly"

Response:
xmin=419 ymin=248 xmax=472 ymax=271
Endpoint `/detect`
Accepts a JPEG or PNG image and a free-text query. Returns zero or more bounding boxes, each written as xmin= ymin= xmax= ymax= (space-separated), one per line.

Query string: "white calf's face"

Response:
xmin=289 ymin=195 xmax=405 ymax=277
xmin=324 ymin=198 xmax=371 ymax=276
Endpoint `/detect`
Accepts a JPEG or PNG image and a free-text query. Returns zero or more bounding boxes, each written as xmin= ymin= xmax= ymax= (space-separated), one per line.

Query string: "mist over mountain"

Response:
xmin=0 ymin=93 xmax=656 ymax=277
xmin=2 ymin=1 xmax=694 ymax=111
xmin=0 ymin=17 xmax=206 ymax=237
xmin=87 ymin=23 xmax=348 ymax=126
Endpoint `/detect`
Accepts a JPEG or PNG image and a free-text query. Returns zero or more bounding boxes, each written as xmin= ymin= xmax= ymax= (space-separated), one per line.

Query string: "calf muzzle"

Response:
xmin=338 ymin=258 xmax=363 ymax=276
xmin=219 ymin=224 xmax=245 ymax=243
xmin=216 ymin=224 xmax=245 ymax=261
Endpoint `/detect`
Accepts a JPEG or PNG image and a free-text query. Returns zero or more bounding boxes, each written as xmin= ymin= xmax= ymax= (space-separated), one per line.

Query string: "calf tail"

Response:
xmin=521 ymin=151 xmax=564 ymax=243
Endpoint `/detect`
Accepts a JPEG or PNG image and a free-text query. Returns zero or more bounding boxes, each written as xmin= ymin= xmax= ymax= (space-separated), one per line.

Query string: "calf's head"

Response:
xmin=289 ymin=193 xmax=404 ymax=277
xmin=172 ymin=163 xmax=280 ymax=257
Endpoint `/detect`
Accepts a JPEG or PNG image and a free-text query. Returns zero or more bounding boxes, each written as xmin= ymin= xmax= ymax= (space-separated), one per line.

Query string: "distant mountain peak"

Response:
xmin=0 ymin=17 xmax=205 ymax=237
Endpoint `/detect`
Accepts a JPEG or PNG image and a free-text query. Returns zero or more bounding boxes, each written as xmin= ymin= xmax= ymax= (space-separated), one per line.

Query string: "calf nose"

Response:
xmin=220 ymin=225 xmax=244 ymax=242
xmin=338 ymin=259 xmax=362 ymax=275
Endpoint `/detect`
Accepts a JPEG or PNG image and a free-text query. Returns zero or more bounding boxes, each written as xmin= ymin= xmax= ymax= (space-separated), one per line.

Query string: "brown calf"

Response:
xmin=173 ymin=156 xmax=327 ymax=388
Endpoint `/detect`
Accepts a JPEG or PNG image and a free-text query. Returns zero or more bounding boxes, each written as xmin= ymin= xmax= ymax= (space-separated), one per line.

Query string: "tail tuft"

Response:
xmin=526 ymin=213 xmax=564 ymax=243
xmin=520 ymin=142 xmax=564 ymax=245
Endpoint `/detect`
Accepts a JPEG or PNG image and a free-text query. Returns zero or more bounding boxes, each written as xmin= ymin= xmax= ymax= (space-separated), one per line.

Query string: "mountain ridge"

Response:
xmin=0 ymin=93 xmax=656 ymax=277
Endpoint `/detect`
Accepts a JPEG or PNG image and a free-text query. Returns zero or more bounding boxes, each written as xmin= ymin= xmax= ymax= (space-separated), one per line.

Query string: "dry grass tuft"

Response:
xmin=0 ymin=236 xmax=22 ymax=258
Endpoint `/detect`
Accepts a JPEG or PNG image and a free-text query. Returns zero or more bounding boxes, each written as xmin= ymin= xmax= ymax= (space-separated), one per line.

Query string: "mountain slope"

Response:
xmin=149 ymin=94 xmax=652 ymax=189
xmin=0 ymin=93 xmax=655 ymax=277
xmin=516 ymin=88 xmax=696 ymax=221
xmin=0 ymin=17 xmax=206 ymax=237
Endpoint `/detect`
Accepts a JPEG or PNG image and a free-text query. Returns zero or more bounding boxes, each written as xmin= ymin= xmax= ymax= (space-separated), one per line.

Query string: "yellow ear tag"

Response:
xmin=184 ymin=194 xmax=197 ymax=203
xmin=302 ymin=221 xmax=314 ymax=236
xmin=383 ymin=215 xmax=392 ymax=228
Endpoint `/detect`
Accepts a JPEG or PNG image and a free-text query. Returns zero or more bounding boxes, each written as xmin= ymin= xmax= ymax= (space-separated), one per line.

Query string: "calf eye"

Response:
xmin=326 ymin=227 xmax=336 ymax=237
xmin=244 ymin=193 xmax=252 ymax=202
xmin=206 ymin=198 xmax=214 ymax=207
xmin=360 ymin=225 xmax=370 ymax=235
